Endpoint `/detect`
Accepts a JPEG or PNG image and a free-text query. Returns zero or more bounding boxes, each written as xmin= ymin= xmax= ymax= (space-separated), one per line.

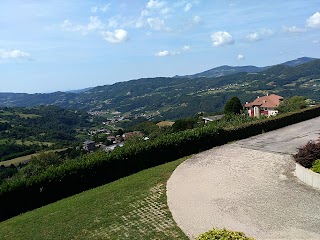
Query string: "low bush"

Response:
xmin=311 ymin=159 xmax=320 ymax=173
xmin=196 ymin=227 xmax=254 ymax=240
xmin=293 ymin=141 xmax=320 ymax=168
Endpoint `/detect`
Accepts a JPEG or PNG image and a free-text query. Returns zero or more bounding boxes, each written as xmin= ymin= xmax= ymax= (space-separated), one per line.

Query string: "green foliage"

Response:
xmin=0 ymin=105 xmax=320 ymax=221
xmin=311 ymin=159 xmax=320 ymax=173
xmin=19 ymin=152 xmax=63 ymax=177
xmin=0 ymin=106 xmax=93 ymax=144
xmin=224 ymin=97 xmax=243 ymax=115
xmin=130 ymin=121 xmax=159 ymax=135
xmin=277 ymin=96 xmax=307 ymax=113
xmin=196 ymin=227 xmax=254 ymax=240
xmin=0 ymin=142 xmax=40 ymax=162
xmin=172 ymin=117 xmax=198 ymax=132
xmin=0 ymin=166 xmax=18 ymax=184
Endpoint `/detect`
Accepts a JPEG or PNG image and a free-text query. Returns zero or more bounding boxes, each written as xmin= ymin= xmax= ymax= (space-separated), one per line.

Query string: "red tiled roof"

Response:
xmin=244 ymin=94 xmax=283 ymax=108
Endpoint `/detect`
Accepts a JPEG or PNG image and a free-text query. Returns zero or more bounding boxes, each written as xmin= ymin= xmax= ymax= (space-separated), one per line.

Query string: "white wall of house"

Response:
xmin=267 ymin=109 xmax=278 ymax=116
xmin=253 ymin=106 xmax=260 ymax=117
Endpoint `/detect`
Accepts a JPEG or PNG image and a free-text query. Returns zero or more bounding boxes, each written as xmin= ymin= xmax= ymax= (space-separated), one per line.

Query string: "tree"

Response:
xmin=224 ymin=96 xmax=243 ymax=115
xmin=172 ymin=117 xmax=197 ymax=132
xmin=29 ymin=152 xmax=63 ymax=167
xmin=20 ymin=152 xmax=63 ymax=177
xmin=276 ymin=96 xmax=307 ymax=113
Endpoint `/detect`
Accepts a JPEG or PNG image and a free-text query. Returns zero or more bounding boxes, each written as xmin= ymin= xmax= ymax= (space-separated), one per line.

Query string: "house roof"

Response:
xmin=245 ymin=94 xmax=283 ymax=108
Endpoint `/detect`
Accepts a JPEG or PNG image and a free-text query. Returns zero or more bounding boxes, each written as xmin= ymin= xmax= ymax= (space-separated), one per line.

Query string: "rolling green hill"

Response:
xmin=0 ymin=58 xmax=319 ymax=120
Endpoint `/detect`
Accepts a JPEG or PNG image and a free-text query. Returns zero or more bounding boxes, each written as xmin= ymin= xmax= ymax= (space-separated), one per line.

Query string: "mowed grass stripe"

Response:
xmin=0 ymin=157 xmax=189 ymax=240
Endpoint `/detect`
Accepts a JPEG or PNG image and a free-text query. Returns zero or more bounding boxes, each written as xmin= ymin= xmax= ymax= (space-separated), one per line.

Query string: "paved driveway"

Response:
xmin=167 ymin=116 xmax=320 ymax=239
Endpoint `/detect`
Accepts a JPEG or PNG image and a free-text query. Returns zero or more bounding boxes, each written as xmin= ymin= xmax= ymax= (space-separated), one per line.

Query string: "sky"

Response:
xmin=0 ymin=0 xmax=320 ymax=93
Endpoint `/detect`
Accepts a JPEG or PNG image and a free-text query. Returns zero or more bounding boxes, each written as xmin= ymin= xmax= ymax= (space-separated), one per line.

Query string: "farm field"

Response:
xmin=1 ymin=148 xmax=67 ymax=167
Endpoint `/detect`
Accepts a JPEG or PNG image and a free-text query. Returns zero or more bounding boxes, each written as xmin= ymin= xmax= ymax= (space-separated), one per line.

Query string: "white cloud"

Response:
xmin=237 ymin=54 xmax=244 ymax=60
xmin=193 ymin=15 xmax=202 ymax=24
xmin=87 ymin=16 xmax=103 ymax=31
xmin=282 ymin=25 xmax=306 ymax=33
xmin=306 ymin=12 xmax=320 ymax=28
xmin=100 ymin=3 xmax=110 ymax=12
xmin=61 ymin=16 xmax=103 ymax=35
xmin=146 ymin=0 xmax=172 ymax=16
xmin=160 ymin=7 xmax=171 ymax=15
xmin=211 ymin=31 xmax=234 ymax=46
xmin=107 ymin=17 xmax=119 ymax=28
xmin=101 ymin=29 xmax=128 ymax=43
xmin=91 ymin=3 xmax=110 ymax=13
xmin=246 ymin=29 xmax=273 ymax=42
xmin=0 ymin=49 xmax=31 ymax=59
xmin=147 ymin=17 xmax=168 ymax=31
xmin=182 ymin=45 xmax=190 ymax=50
xmin=184 ymin=3 xmax=192 ymax=12
xmin=147 ymin=0 xmax=166 ymax=10
xmin=155 ymin=45 xmax=189 ymax=57
xmin=155 ymin=50 xmax=170 ymax=57
xmin=155 ymin=50 xmax=181 ymax=57
xmin=91 ymin=6 xmax=98 ymax=13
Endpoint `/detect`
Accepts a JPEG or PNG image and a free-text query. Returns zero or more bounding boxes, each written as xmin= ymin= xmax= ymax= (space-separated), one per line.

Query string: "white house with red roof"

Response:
xmin=244 ymin=94 xmax=283 ymax=117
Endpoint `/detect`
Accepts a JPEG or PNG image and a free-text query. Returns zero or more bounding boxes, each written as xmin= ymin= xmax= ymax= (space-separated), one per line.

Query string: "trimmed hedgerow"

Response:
xmin=196 ymin=227 xmax=254 ymax=240
xmin=0 ymin=105 xmax=320 ymax=221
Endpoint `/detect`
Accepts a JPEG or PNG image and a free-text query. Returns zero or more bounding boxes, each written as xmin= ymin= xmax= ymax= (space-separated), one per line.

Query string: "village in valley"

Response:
xmin=82 ymin=92 xmax=302 ymax=153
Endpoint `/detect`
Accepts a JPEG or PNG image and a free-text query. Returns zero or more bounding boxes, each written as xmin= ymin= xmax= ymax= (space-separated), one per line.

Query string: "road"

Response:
xmin=167 ymin=116 xmax=320 ymax=239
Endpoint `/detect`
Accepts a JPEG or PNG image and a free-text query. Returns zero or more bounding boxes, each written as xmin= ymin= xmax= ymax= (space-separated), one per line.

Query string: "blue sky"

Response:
xmin=0 ymin=0 xmax=320 ymax=93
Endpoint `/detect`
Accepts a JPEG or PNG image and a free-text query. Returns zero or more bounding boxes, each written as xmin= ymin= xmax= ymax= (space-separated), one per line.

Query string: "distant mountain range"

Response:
xmin=0 ymin=57 xmax=319 ymax=120
xmin=65 ymin=87 xmax=94 ymax=94
xmin=175 ymin=57 xmax=316 ymax=79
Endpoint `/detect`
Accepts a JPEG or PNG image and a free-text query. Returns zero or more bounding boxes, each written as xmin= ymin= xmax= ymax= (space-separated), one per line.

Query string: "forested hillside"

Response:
xmin=0 ymin=59 xmax=319 ymax=120
xmin=0 ymin=106 xmax=95 ymax=161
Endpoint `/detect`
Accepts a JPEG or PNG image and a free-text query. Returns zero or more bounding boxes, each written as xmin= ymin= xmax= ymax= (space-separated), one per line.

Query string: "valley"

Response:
xmin=0 ymin=58 xmax=319 ymax=121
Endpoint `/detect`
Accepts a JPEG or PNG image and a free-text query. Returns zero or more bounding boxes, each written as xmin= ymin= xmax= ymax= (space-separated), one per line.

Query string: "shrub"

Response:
xmin=196 ymin=227 xmax=254 ymax=240
xmin=311 ymin=159 xmax=320 ymax=173
xmin=293 ymin=141 xmax=320 ymax=168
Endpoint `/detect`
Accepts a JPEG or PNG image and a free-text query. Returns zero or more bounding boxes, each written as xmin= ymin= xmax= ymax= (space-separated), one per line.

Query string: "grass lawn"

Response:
xmin=0 ymin=157 xmax=189 ymax=240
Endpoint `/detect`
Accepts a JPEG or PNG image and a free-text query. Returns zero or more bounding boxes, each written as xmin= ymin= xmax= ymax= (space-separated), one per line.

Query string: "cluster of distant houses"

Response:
xmin=83 ymin=131 xmax=145 ymax=153
xmin=85 ymin=93 xmax=285 ymax=152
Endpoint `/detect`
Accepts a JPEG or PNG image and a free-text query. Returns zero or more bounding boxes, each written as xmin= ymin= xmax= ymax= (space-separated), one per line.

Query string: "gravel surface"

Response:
xmin=167 ymin=116 xmax=320 ymax=240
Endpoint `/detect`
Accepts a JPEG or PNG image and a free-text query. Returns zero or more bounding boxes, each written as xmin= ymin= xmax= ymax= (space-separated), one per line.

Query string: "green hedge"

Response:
xmin=0 ymin=106 xmax=320 ymax=221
